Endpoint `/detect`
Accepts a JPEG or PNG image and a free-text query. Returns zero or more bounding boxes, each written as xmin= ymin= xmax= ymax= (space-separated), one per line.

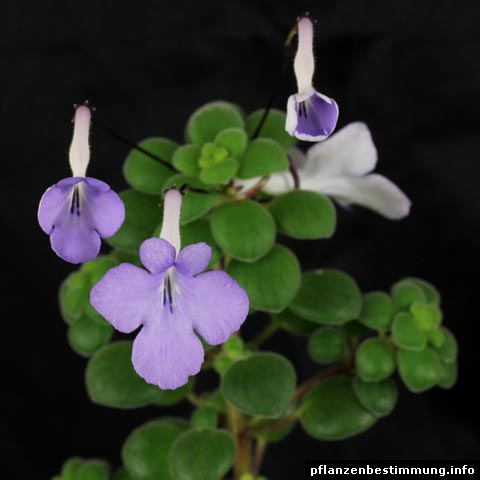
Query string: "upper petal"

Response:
xmin=286 ymin=91 xmax=339 ymax=142
xmin=315 ymin=173 xmax=411 ymax=220
xmin=305 ymin=122 xmax=377 ymax=179
xmin=176 ymin=243 xmax=212 ymax=276
xmin=83 ymin=177 xmax=125 ymax=238
xmin=90 ymin=263 xmax=160 ymax=333
xmin=140 ymin=238 xmax=176 ymax=274
xmin=176 ymin=270 xmax=249 ymax=345
xmin=132 ymin=309 xmax=204 ymax=390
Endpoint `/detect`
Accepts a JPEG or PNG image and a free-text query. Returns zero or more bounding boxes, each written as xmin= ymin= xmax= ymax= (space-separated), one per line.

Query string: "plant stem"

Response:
xmin=236 ymin=176 xmax=270 ymax=200
xmin=293 ymin=364 xmax=350 ymax=401
xmin=227 ymin=403 xmax=253 ymax=479
xmin=252 ymin=321 xmax=280 ymax=347
xmin=253 ymin=439 xmax=267 ymax=476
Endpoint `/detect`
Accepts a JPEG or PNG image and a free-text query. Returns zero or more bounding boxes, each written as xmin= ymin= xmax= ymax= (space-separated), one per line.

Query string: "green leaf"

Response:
xmin=67 ymin=315 xmax=113 ymax=357
xmin=397 ymin=348 xmax=442 ymax=392
xmin=111 ymin=249 xmax=142 ymax=266
xmin=431 ymin=327 xmax=458 ymax=363
xmin=222 ymin=353 xmax=296 ymax=417
xmin=356 ymin=338 xmax=396 ymax=382
xmin=438 ymin=361 xmax=458 ymax=389
xmin=210 ymin=200 xmax=276 ymax=262
xmin=245 ymin=109 xmax=297 ymax=150
xmin=308 ymin=327 xmax=348 ymax=364
xmin=410 ymin=302 xmax=442 ymax=331
xmin=392 ymin=312 xmax=427 ymax=351
xmin=301 ymin=376 xmax=376 ymax=440
xmin=73 ymin=460 xmax=110 ymax=480
xmin=106 ymin=190 xmax=161 ymax=252
xmin=227 ymin=245 xmax=301 ymax=312
xmin=252 ymin=418 xmax=295 ymax=443
xmin=172 ymin=145 xmax=201 ymax=176
xmin=358 ymin=292 xmax=395 ymax=332
xmin=391 ymin=279 xmax=426 ymax=310
xmin=273 ymin=308 xmax=318 ymax=335
xmin=191 ymin=407 xmax=218 ymax=429
xmin=343 ymin=320 xmax=370 ymax=340
xmin=201 ymin=391 xmax=227 ymax=413
xmin=170 ymin=428 xmax=236 ymax=480
xmin=237 ymin=138 xmax=288 ymax=179
xmin=224 ymin=335 xmax=244 ymax=357
xmin=86 ymin=342 xmax=189 ymax=409
xmin=352 ymin=378 xmax=398 ymax=417
xmin=61 ymin=458 xmax=83 ymax=480
xmin=215 ymin=127 xmax=248 ymax=158
xmin=290 ymin=270 xmax=362 ymax=325
xmin=163 ymin=175 xmax=221 ymax=225
xmin=186 ymin=101 xmax=245 ymax=145
xmin=122 ymin=420 xmax=183 ymax=480
xmin=180 ymin=219 xmax=221 ymax=268
xmin=214 ymin=354 xmax=234 ymax=375
xmin=59 ymin=272 xmax=90 ymax=324
xmin=81 ymin=256 xmax=120 ymax=283
xmin=427 ymin=328 xmax=446 ymax=348
xmin=405 ymin=277 xmax=441 ymax=305
xmin=123 ymin=138 xmax=177 ymax=194
xmin=269 ymin=191 xmax=336 ymax=239
xmin=199 ymin=158 xmax=239 ymax=185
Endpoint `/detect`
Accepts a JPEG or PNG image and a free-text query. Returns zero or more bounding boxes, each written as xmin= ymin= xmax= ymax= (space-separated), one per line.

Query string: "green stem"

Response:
xmin=227 ymin=403 xmax=253 ymax=479
xmin=293 ymin=364 xmax=350 ymax=401
xmin=253 ymin=439 xmax=268 ymax=476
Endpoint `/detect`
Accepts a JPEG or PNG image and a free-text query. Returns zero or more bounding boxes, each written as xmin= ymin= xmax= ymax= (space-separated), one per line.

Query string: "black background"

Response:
xmin=2 ymin=0 xmax=480 ymax=478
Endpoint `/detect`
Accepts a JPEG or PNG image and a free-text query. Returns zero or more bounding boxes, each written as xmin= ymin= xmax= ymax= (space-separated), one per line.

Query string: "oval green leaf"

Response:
xmin=308 ymin=327 xmax=348 ymax=364
xmin=270 ymin=191 xmax=336 ymax=239
xmin=214 ymin=127 xmax=248 ymax=158
xmin=391 ymin=279 xmax=426 ymax=310
xmin=170 ymin=428 xmax=236 ymax=480
xmin=359 ymin=292 xmax=395 ymax=332
xmin=222 ymin=353 xmax=296 ymax=417
xmin=301 ymin=376 xmax=376 ymax=440
xmin=68 ymin=315 xmax=113 ymax=357
xmin=106 ymin=190 xmax=161 ymax=252
xmin=227 ymin=245 xmax=301 ymax=312
xmin=352 ymin=378 xmax=398 ymax=417
xmin=122 ymin=420 xmax=183 ymax=480
xmin=180 ymin=219 xmax=221 ymax=268
xmin=199 ymin=158 xmax=239 ymax=185
xmin=392 ymin=312 xmax=427 ymax=350
xmin=245 ymin=108 xmax=297 ymax=150
xmin=237 ymin=138 xmax=288 ymax=179
xmin=397 ymin=348 xmax=442 ymax=392
xmin=186 ymin=101 xmax=245 ymax=145
xmin=273 ymin=308 xmax=318 ymax=335
xmin=290 ymin=270 xmax=362 ymax=325
xmin=86 ymin=342 xmax=190 ymax=409
xmin=431 ymin=327 xmax=458 ymax=363
xmin=210 ymin=200 xmax=276 ymax=262
xmin=123 ymin=138 xmax=177 ymax=194
xmin=172 ymin=144 xmax=201 ymax=176
xmin=356 ymin=338 xmax=396 ymax=382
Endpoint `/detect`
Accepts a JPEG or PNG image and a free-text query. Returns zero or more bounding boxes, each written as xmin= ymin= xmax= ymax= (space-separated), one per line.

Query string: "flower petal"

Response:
xmin=132 ymin=310 xmax=204 ymax=390
xmin=315 ymin=174 xmax=411 ymax=219
xmin=139 ymin=238 xmax=176 ymax=274
xmin=90 ymin=263 xmax=159 ymax=333
xmin=286 ymin=91 xmax=339 ymax=142
xmin=176 ymin=270 xmax=249 ymax=345
xmin=50 ymin=213 xmax=101 ymax=263
xmin=83 ymin=178 xmax=125 ymax=238
xmin=38 ymin=178 xmax=82 ymax=234
xmin=305 ymin=122 xmax=377 ymax=180
xmin=176 ymin=243 xmax=212 ymax=276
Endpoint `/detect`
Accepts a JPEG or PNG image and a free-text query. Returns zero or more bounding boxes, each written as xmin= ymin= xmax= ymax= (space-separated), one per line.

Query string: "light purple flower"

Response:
xmin=237 ymin=122 xmax=411 ymax=220
xmin=90 ymin=189 xmax=249 ymax=390
xmin=38 ymin=105 xmax=125 ymax=264
xmin=285 ymin=15 xmax=339 ymax=141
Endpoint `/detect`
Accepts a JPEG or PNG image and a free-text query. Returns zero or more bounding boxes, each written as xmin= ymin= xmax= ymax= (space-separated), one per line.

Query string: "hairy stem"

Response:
xmin=227 ymin=403 xmax=253 ymax=479
xmin=293 ymin=364 xmax=350 ymax=401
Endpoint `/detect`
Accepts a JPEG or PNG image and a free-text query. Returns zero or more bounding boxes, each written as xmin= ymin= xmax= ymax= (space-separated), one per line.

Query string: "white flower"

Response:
xmin=238 ymin=122 xmax=411 ymax=220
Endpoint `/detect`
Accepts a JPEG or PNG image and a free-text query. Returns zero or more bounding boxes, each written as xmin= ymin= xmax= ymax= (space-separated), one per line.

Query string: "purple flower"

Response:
xmin=90 ymin=189 xmax=249 ymax=390
xmin=285 ymin=15 xmax=339 ymax=141
xmin=38 ymin=105 xmax=125 ymax=264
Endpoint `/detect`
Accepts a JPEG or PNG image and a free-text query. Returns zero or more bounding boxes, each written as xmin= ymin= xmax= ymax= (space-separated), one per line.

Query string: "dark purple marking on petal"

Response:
xmin=295 ymin=92 xmax=339 ymax=139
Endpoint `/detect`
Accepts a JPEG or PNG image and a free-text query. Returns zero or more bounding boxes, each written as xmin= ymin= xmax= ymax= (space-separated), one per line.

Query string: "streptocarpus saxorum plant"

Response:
xmin=46 ymin=14 xmax=458 ymax=480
